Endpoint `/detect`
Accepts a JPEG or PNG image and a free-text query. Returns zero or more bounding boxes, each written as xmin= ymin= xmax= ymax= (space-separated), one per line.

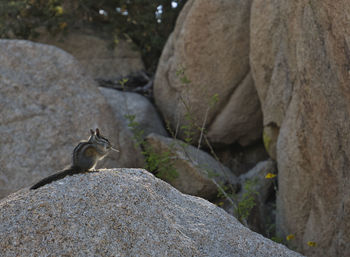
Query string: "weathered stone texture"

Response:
xmin=0 ymin=169 xmax=303 ymax=257
xmin=251 ymin=1 xmax=350 ymax=256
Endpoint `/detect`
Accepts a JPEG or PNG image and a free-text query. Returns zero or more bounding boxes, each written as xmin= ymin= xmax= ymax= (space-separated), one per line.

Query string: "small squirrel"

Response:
xmin=30 ymin=128 xmax=118 ymax=190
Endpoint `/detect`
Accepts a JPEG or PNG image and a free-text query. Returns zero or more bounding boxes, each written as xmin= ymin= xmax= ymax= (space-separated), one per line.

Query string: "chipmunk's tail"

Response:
xmin=30 ymin=167 xmax=85 ymax=190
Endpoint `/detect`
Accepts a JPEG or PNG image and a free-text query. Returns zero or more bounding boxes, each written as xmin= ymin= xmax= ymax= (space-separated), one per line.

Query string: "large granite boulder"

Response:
xmin=0 ymin=40 xmax=144 ymax=199
xmin=154 ymin=0 xmax=262 ymax=147
xmin=33 ymin=28 xmax=144 ymax=80
xmin=250 ymin=1 xmax=350 ymax=256
xmin=0 ymin=168 xmax=303 ymax=257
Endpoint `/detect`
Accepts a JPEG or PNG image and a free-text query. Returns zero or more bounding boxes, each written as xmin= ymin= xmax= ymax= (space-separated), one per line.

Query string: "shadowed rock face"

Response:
xmin=250 ymin=0 xmax=350 ymax=256
xmin=0 ymin=169 xmax=303 ymax=257
xmin=154 ymin=0 xmax=262 ymax=147
xmin=0 ymin=40 xmax=144 ymax=199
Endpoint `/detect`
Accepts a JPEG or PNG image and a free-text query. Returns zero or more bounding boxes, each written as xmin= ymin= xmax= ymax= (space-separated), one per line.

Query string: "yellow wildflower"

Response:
xmin=217 ymin=202 xmax=224 ymax=207
xmin=55 ymin=6 xmax=63 ymax=15
xmin=286 ymin=234 xmax=295 ymax=241
xmin=307 ymin=241 xmax=317 ymax=247
xmin=59 ymin=22 xmax=67 ymax=30
xmin=265 ymin=173 xmax=277 ymax=179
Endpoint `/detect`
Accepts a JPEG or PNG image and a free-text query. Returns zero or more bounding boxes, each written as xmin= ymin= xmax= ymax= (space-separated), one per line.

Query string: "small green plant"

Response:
xmin=176 ymin=66 xmax=191 ymax=85
xmin=143 ymin=145 xmax=178 ymax=181
xmin=271 ymin=236 xmax=284 ymax=244
xmin=180 ymin=115 xmax=196 ymax=145
xmin=119 ymin=78 xmax=129 ymax=91
xmin=204 ymin=167 xmax=220 ymax=180
xmin=235 ymin=179 xmax=258 ymax=224
xmin=125 ymin=114 xmax=179 ymax=182
xmin=216 ymin=183 xmax=234 ymax=199
xmin=124 ymin=114 xmax=144 ymax=146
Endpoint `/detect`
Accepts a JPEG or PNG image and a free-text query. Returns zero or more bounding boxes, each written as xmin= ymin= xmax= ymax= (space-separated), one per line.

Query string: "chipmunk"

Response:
xmin=30 ymin=128 xmax=118 ymax=190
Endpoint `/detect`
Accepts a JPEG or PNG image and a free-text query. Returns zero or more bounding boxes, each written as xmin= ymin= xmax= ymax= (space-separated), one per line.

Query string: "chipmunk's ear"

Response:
xmin=90 ymin=129 xmax=95 ymax=135
xmin=95 ymin=128 xmax=100 ymax=136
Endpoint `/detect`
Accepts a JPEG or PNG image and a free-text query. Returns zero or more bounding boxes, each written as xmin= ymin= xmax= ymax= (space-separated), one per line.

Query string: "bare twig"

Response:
xmin=198 ymin=106 xmax=209 ymax=150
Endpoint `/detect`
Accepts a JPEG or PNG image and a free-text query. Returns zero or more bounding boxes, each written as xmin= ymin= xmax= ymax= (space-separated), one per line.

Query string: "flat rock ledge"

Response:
xmin=0 ymin=169 xmax=303 ymax=257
